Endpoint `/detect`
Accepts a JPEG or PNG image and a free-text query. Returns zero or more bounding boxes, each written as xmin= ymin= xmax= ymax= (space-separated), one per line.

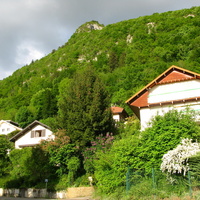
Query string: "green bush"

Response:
xmin=55 ymin=174 xmax=69 ymax=190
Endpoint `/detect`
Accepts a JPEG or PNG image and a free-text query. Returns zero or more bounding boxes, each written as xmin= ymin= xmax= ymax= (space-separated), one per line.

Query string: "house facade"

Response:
xmin=126 ymin=65 xmax=200 ymax=130
xmin=10 ymin=120 xmax=54 ymax=149
xmin=0 ymin=120 xmax=22 ymax=135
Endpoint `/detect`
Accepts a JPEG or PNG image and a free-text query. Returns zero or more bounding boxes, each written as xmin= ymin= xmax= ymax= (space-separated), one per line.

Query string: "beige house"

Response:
xmin=0 ymin=120 xmax=22 ymax=135
xmin=126 ymin=65 xmax=200 ymax=130
xmin=10 ymin=120 xmax=54 ymax=149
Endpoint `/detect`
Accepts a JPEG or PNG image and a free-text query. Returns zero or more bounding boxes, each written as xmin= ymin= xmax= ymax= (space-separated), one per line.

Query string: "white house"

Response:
xmin=126 ymin=65 xmax=200 ymax=130
xmin=10 ymin=120 xmax=54 ymax=149
xmin=110 ymin=106 xmax=128 ymax=122
xmin=0 ymin=120 xmax=22 ymax=135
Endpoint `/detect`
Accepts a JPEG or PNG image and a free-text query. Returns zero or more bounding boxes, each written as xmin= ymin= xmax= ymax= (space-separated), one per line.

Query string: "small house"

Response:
xmin=0 ymin=120 xmax=22 ymax=135
xmin=111 ymin=106 xmax=128 ymax=122
xmin=10 ymin=120 xmax=54 ymax=149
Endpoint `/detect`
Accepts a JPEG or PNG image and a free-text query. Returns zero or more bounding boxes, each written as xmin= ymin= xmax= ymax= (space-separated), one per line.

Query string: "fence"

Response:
xmin=126 ymin=167 xmax=195 ymax=198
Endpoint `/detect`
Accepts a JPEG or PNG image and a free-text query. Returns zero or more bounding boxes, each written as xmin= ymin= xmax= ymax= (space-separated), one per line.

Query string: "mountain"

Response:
xmin=0 ymin=6 xmax=199 ymax=125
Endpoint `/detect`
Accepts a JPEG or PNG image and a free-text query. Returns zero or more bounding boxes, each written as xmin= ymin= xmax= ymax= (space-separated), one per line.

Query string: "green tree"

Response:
xmin=94 ymin=134 xmax=140 ymax=194
xmin=48 ymin=144 xmax=79 ymax=176
xmin=9 ymin=146 xmax=55 ymax=188
xmin=15 ymin=106 xmax=34 ymax=128
xmin=40 ymin=130 xmax=79 ymax=177
xmin=30 ymin=88 xmax=57 ymax=120
xmin=58 ymin=66 xmax=114 ymax=147
xmin=188 ymin=152 xmax=200 ymax=179
xmin=83 ymin=133 xmax=114 ymax=175
xmin=67 ymin=156 xmax=80 ymax=186
xmin=108 ymin=51 xmax=118 ymax=72
xmin=0 ymin=135 xmax=13 ymax=176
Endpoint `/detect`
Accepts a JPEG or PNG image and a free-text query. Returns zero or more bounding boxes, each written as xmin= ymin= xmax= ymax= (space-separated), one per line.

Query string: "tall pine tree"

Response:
xmin=58 ymin=67 xmax=113 ymax=147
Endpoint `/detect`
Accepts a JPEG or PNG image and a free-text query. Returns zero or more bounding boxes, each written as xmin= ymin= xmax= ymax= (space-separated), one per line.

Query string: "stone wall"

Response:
xmin=0 ymin=187 xmax=94 ymax=199
xmin=67 ymin=187 xmax=94 ymax=198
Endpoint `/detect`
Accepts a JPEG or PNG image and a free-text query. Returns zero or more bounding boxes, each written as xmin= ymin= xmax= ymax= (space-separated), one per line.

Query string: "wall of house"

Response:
xmin=139 ymin=79 xmax=200 ymax=130
xmin=15 ymin=125 xmax=54 ymax=149
xmin=113 ymin=114 xmax=120 ymax=122
xmin=0 ymin=122 xmax=20 ymax=135
xmin=148 ymin=80 xmax=200 ymax=104
xmin=140 ymin=101 xmax=200 ymax=130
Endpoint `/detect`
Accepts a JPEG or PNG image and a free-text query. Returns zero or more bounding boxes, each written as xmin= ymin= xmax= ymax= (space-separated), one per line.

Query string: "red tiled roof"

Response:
xmin=111 ymin=106 xmax=124 ymax=114
xmin=159 ymin=70 xmax=194 ymax=83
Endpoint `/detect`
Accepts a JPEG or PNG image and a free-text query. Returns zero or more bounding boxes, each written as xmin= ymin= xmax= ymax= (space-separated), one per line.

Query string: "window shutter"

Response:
xmin=41 ymin=129 xmax=46 ymax=137
xmin=31 ymin=131 xmax=35 ymax=138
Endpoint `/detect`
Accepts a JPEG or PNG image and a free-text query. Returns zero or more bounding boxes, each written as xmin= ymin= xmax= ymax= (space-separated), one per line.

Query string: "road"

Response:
xmin=0 ymin=197 xmax=93 ymax=200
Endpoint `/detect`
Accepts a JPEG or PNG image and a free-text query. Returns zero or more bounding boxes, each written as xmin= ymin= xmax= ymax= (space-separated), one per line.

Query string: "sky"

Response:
xmin=0 ymin=0 xmax=199 ymax=80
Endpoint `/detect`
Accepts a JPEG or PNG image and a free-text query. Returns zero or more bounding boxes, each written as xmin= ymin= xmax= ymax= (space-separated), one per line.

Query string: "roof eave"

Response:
xmin=10 ymin=120 xmax=51 ymax=142
xmin=126 ymin=65 xmax=200 ymax=105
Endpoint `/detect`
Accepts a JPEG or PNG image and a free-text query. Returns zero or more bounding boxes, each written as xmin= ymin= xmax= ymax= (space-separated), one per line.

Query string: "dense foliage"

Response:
xmin=93 ymin=109 xmax=200 ymax=194
xmin=7 ymin=146 xmax=56 ymax=188
xmin=0 ymin=7 xmax=199 ymax=121
xmin=0 ymin=135 xmax=13 ymax=176
xmin=0 ymin=7 xmax=200 ymax=199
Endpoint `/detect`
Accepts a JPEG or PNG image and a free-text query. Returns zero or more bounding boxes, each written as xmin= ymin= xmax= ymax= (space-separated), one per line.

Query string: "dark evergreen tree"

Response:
xmin=15 ymin=106 xmax=35 ymax=128
xmin=30 ymin=88 xmax=57 ymax=120
xmin=58 ymin=66 xmax=114 ymax=147
xmin=108 ymin=51 xmax=118 ymax=71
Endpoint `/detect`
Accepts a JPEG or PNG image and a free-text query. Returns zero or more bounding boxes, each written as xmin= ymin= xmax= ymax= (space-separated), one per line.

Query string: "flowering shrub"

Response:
xmin=160 ymin=138 xmax=200 ymax=176
xmin=82 ymin=133 xmax=114 ymax=174
xmin=137 ymin=109 xmax=200 ymax=171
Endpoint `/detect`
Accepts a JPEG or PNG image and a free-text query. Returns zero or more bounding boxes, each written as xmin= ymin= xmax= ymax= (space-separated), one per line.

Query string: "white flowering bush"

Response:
xmin=161 ymin=138 xmax=200 ymax=176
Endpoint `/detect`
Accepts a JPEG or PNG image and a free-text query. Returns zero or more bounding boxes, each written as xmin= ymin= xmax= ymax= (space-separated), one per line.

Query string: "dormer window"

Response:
xmin=31 ymin=130 xmax=46 ymax=138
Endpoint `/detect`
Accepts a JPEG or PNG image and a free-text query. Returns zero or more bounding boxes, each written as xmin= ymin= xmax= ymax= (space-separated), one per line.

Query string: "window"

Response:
xmin=31 ymin=130 xmax=46 ymax=138
xmin=2 ymin=129 xmax=5 ymax=132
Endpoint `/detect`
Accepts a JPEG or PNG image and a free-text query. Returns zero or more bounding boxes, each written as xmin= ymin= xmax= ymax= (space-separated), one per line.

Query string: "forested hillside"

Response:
xmin=0 ymin=6 xmax=200 ymax=125
xmin=1 ymin=7 xmax=200 ymax=199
